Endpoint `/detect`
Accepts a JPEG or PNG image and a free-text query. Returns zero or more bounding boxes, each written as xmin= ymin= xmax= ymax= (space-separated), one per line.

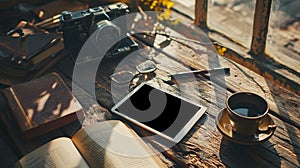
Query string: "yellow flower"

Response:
xmin=217 ymin=46 xmax=227 ymax=56
xmin=166 ymin=1 xmax=174 ymax=9
xmin=141 ymin=0 xmax=177 ymax=23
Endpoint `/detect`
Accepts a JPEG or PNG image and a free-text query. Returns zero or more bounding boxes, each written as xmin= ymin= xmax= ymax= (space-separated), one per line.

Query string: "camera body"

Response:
xmin=60 ymin=2 xmax=136 ymax=59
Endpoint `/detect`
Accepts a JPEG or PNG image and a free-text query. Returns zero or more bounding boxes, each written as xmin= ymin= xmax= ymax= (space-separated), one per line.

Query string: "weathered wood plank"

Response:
xmin=144 ymin=30 xmax=300 ymax=129
xmin=170 ymin=10 xmax=300 ymax=94
xmin=131 ymin=30 xmax=300 ymax=167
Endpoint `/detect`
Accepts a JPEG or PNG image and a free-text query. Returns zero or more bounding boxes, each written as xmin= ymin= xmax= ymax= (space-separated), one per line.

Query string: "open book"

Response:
xmin=16 ymin=120 xmax=167 ymax=168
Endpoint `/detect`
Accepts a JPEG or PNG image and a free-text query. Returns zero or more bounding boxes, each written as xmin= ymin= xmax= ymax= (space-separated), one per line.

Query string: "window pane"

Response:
xmin=207 ymin=0 xmax=256 ymax=48
xmin=266 ymin=0 xmax=300 ymax=73
xmin=173 ymin=0 xmax=196 ymax=19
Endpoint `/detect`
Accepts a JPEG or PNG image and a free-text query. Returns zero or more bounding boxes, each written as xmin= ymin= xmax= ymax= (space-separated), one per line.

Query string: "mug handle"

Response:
xmin=258 ymin=124 xmax=277 ymax=133
xmin=258 ymin=118 xmax=277 ymax=133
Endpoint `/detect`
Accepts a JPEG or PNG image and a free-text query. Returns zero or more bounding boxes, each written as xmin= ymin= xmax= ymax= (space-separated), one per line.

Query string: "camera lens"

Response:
xmin=93 ymin=20 xmax=120 ymax=53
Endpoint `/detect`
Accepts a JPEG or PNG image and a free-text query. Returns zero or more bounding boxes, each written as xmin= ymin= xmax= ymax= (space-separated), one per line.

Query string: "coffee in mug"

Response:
xmin=226 ymin=92 xmax=269 ymax=137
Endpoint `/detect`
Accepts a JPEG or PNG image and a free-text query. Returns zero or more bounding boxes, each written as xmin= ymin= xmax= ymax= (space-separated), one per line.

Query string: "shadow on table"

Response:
xmin=219 ymin=138 xmax=280 ymax=168
xmin=266 ymin=82 xmax=300 ymax=165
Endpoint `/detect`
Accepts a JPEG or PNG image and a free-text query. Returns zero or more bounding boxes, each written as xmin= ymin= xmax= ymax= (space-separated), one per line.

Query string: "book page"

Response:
xmin=72 ymin=120 xmax=167 ymax=168
xmin=17 ymin=137 xmax=89 ymax=168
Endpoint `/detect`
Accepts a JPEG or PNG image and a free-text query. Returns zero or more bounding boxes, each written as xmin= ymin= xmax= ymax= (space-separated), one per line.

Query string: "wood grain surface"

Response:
xmin=0 ymin=15 xmax=299 ymax=168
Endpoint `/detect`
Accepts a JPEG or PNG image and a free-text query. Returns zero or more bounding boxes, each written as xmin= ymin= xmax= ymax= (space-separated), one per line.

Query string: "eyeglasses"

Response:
xmin=110 ymin=60 xmax=157 ymax=89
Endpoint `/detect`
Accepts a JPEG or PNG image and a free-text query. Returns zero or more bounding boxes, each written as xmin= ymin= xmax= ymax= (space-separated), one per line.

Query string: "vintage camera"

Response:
xmin=60 ymin=2 xmax=138 ymax=60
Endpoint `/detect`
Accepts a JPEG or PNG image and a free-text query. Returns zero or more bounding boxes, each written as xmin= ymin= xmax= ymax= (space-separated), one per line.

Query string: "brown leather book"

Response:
xmin=2 ymin=72 xmax=84 ymax=139
xmin=0 ymin=21 xmax=64 ymax=73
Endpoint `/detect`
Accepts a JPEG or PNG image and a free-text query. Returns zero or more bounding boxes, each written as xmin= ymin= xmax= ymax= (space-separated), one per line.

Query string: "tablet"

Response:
xmin=111 ymin=83 xmax=207 ymax=143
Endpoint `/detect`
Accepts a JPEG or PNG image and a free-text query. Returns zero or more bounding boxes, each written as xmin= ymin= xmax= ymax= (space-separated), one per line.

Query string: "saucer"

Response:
xmin=216 ymin=108 xmax=276 ymax=145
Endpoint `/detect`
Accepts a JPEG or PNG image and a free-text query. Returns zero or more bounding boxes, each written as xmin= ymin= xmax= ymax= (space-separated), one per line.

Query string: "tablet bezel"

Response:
xmin=111 ymin=83 xmax=207 ymax=143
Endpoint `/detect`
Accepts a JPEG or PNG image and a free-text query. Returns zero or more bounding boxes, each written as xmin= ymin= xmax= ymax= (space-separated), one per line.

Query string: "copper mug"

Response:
xmin=225 ymin=92 xmax=276 ymax=137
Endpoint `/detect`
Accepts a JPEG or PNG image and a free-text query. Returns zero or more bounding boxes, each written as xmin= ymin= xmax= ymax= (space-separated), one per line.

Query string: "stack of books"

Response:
xmin=0 ymin=73 xmax=168 ymax=168
xmin=0 ymin=21 xmax=64 ymax=84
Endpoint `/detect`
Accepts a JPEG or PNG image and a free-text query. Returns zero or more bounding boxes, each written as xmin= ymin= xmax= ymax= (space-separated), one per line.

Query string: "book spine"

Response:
xmin=22 ymin=108 xmax=84 ymax=140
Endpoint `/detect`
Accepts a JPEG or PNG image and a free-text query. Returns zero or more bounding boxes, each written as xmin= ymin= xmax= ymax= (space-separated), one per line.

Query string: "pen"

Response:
xmin=169 ymin=67 xmax=230 ymax=77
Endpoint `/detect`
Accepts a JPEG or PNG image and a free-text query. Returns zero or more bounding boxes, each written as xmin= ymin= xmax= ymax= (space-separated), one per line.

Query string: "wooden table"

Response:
xmin=0 ymin=14 xmax=299 ymax=168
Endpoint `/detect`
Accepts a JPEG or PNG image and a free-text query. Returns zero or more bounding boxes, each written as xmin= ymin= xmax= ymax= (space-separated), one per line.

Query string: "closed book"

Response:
xmin=0 ymin=50 xmax=63 ymax=77
xmin=0 ymin=21 xmax=64 ymax=72
xmin=2 ymin=72 xmax=84 ymax=139
xmin=27 ymin=38 xmax=64 ymax=65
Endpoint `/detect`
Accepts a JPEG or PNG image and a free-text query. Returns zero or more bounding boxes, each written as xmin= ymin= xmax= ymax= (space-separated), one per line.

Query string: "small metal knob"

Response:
xmin=62 ymin=11 xmax=72 ymax=20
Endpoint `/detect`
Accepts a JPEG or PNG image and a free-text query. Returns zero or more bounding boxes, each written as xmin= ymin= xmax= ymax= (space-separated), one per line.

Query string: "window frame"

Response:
xmin=195 ymin=0 xmax=272 ymax=56
xmin=193 ymin=0 xmax=299 ymax=94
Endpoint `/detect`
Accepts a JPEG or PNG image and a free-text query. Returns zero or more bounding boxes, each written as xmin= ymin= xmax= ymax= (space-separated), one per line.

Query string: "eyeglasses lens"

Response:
xmin=136 ymin=60 xmax=156 ymax=73
xmin=110 ymin=71 xmax=135 ymax=84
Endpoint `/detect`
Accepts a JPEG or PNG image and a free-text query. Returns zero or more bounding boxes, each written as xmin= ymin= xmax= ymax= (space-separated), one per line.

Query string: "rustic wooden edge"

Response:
xmin=250 ymin=0 xmax=272 ymax=56
xmin=221 ymin=44 xmax=300 ymax=96
xmin=143 ymin=30 xmax=300 ymax=128
xmin=169 ymin=10 xmax=300 ymax=95
xmin=191 ymin=0 xmax=299 ymax=94
xmin=194 ymin=0 xmax=208 ymax=28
